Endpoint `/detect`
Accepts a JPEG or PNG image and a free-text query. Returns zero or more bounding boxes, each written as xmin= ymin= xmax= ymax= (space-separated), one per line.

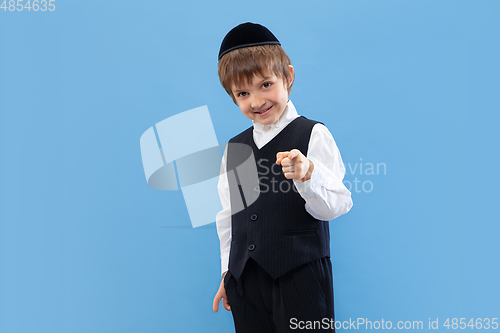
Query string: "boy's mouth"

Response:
xmin=256 ymin=105 xmax=273 ymax=115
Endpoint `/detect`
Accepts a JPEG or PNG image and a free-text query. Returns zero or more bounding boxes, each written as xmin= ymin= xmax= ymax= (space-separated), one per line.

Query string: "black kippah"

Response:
xmin=218 ymin=22 xmax=281 ymax=60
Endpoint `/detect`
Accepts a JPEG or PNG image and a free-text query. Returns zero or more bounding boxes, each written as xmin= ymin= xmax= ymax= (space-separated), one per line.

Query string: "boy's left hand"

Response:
xmin=276 ymin=149 xmax=314 ymax=183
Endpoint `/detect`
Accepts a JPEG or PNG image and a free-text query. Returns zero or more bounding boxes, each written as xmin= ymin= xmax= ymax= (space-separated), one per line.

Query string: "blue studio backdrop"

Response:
xmin=1 ymin=1 xmax=499 ymax=332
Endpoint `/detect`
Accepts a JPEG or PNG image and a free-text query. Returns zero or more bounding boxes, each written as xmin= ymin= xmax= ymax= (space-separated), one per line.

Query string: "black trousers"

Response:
xmin=224 ymin=257 xmax=335 ymax=332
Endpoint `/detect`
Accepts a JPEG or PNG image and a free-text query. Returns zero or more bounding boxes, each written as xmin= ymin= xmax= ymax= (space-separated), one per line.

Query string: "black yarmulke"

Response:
xmin=218 ymin=22 xmax=281 ymax=60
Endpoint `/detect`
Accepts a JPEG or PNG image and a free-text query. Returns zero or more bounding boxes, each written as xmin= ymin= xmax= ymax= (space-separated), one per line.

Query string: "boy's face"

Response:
xmin=231 ymin=65 xmax=294 ymax=126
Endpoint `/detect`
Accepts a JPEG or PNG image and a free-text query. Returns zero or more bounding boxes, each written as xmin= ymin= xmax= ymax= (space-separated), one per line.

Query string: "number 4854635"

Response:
xmin=443 ymin=318 xmax=499 ymax=330
xmin=1 ymin=0 xmax=56 ymax=11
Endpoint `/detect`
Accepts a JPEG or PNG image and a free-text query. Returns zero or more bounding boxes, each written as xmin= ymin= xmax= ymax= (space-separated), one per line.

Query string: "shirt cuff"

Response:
xmin=221 ymin=255 xmax=229 ymax=279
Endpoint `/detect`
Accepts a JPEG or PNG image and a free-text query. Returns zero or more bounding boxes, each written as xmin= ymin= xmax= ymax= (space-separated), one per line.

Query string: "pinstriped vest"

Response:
xmin=226 ymin=116 xmax=330 ymax=281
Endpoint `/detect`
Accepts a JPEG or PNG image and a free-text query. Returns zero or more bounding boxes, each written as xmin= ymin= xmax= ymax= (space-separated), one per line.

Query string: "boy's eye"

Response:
xmin=236 ymin=82 xmax=271 ymax=97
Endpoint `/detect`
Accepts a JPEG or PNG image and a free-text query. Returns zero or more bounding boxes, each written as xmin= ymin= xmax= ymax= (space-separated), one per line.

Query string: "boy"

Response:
xmin=212 ymin=22 xmax=353 ymax=332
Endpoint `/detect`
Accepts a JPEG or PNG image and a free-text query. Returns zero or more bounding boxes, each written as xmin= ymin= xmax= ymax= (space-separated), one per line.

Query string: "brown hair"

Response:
xmin=218 ymin=44 xmax=294 ymax=105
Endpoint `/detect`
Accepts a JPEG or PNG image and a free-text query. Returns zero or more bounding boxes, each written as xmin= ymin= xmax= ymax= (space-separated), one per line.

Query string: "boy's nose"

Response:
xmin=250 ymin=96 xmax=265 ymax=109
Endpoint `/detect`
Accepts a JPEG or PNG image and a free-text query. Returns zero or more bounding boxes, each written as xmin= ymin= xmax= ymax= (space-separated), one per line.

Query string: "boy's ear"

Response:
xmin=288 ymin=65 xmax=295 ymax=86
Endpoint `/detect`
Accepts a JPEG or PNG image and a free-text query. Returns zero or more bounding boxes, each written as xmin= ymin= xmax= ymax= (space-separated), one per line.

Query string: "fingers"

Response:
xmin=289 ymin=149 xmax=299 ymax=159
xmin=281 ymin=166 xmax=295 ymax=176
xmin=276 ymin=150 xmax=300 ymax=164
xmin=213 ymin=292 xmax=221 ymax=312
xmin=276 ymin=149 xmax=308 ymax=179
xmin=214 ymin=280 xmax=231 ymax=312
xmin=223 ymin=295 xmax=231 ymax=311
xmin=213 ymin=292 xmax=231 ymax=312
xmin=276 ymin=151 xmax=289 ymax=164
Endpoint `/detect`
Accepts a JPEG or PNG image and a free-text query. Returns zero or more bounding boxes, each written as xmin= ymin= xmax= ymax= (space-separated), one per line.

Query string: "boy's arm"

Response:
xmin=216 ymin=146 xmax=231 ymax=279
xmin=293 ymin=123 xmax=353 ymax=221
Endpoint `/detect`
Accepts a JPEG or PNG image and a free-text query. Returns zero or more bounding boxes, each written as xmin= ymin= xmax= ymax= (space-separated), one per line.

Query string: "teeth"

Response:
xmin=258 ymin=106 xmax=270 ymax=114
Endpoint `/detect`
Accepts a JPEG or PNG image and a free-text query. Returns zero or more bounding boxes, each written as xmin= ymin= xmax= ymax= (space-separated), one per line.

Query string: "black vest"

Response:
xmin=226 ymin=116 xmax=330 ymax=281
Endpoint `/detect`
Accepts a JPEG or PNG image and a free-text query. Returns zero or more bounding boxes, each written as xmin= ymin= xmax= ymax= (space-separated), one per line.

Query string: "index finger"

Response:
xmin=213 ymin=293 xmax=221 ymax=312
xmin=276 ymin=151 xmax=289 ymax=164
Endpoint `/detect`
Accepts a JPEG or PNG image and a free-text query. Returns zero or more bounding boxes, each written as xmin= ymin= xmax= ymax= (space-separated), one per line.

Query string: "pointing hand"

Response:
xmin=275 ymin=149 xmax=314 ymax=182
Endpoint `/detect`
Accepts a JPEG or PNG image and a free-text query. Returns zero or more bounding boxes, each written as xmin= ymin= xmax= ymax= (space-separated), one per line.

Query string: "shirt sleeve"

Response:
xmin=293 ymin=123 xmax=353 ymax=221
xmin=215 ymin=144 xmax=231 ymax=279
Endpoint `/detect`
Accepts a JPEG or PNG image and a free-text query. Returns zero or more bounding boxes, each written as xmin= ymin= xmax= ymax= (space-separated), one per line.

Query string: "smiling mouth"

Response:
xmin=256 ymin=105 xmax=273 ymax=114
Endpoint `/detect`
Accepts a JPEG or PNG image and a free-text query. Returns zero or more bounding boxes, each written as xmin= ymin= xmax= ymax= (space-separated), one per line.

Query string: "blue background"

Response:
xmin=1 ymin=0 xmax=499 ymax=332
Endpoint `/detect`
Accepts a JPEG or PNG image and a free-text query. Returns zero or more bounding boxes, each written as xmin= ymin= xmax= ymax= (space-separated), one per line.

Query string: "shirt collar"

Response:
xmin=252 ymin=99 xmax=299 ymax=133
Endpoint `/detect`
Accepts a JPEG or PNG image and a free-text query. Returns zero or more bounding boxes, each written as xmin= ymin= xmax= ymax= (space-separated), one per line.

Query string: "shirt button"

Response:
xmin=254 ymin=185 xmax=260 ymax=192
xmin=250 ymin=214 xmax=258 ymax=221
xmin=248 ymin=244 xmax=255 ymax=251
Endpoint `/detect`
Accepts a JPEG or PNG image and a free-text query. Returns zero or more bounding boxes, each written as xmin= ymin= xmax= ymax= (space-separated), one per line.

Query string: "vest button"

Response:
xmin=257 ymin=158 xmax=263 ymax=164
xmin=254 ymin=185 xmax=260 ymax=192
xmin=250 ymin=214 xmax=258 ymax=221
xmin=248 ymin=244 xmax=255 ymax=251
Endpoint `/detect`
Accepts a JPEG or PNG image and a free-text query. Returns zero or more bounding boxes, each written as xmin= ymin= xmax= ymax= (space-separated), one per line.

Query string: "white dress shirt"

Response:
xmin=216 ymin=100 xmax=353 ymax=278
